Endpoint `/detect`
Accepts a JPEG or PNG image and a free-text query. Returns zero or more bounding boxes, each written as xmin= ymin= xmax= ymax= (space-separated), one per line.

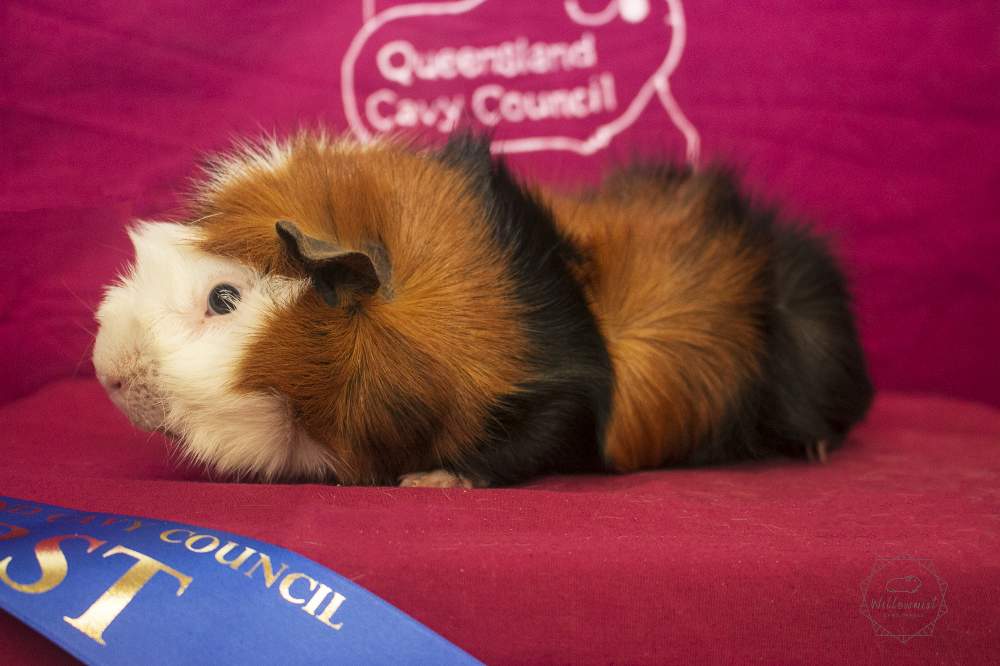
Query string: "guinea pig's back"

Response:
xmin=547 ymin=166 xmax=872 ymax=469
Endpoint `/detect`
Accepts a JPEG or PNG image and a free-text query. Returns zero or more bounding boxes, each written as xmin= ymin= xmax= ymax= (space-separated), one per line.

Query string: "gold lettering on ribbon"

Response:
xmin=214 ymin=541 xmax=257 ymax=571
xmin=159 ymin=528 xmax=194 ymax=544
xmin=184 ymin=534 xmax=220 ymax=554
xmin=0 ymin=535 xmax=105 ymax=594
xmin=278 ymin=572 xmax=317 ymax=605
xmin=302 ymin=583 xmax=333 ymax=615
xmin=302 ymin=583 xmax=347 ymax=630
xmin=155 ymin=526 xmax=348 ymax=631
xmin=63 ymin=545 xmax=192 ymax=645
xmin=244 ymin=553 xmax=289 ymax=588
xmin=316 ymin=592 xmax=347 ymax=630
xmin=0 ymin=504 xmax=349 ymax=633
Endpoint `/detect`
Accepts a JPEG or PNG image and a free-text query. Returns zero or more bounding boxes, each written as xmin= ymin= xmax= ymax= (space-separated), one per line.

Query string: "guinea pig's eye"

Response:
xmin=208 ymin=284 xmax=241 ymax=315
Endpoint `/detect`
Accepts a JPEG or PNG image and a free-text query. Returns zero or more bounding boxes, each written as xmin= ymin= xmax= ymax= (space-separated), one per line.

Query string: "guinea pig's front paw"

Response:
xmin=398 ymin=469 xmax=478 ymax=488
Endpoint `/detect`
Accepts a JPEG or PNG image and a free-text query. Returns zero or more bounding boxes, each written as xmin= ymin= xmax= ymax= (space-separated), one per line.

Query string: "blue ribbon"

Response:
xmin=0 ymin=495 xmax=479 ymax=665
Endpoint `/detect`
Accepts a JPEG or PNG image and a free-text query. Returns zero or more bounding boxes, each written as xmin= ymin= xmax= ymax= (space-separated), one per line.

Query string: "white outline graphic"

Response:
xmin=342 ymin=0 xmax=700 ymax=162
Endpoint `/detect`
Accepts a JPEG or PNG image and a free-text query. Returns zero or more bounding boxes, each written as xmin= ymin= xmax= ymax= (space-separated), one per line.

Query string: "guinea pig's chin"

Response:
xmin=106 ymin=384 xmax=170 ymax=433
xmin=121 ymin=405 xmax=167 ymax=433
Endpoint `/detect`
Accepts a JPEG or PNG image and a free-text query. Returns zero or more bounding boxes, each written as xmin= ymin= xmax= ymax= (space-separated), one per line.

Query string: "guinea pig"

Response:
xmin=92 ymin=131 xmax=873 ymax=487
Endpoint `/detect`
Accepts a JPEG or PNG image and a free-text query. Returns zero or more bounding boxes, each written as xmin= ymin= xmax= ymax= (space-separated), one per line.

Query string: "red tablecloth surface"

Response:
xmin=1 ymin=381 xmax=998 ymax=664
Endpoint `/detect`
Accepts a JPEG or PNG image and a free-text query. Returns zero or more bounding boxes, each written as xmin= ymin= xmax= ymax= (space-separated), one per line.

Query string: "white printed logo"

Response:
xmin=343 ymin=0 xmax=700 ymax=162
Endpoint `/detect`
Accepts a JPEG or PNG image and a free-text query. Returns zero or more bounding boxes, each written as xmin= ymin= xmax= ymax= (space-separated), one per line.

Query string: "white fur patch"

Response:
xmin=93 ymin=222 xmax=334 ymax=481
xmin=199 ymin=133 xmax=378 ymax=195
xmin=201 ymin=137 xmax=295 ymax=194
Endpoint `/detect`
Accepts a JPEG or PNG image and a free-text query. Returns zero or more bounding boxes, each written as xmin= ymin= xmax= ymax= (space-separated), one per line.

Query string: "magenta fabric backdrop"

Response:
xmin=2 ymin=0 xmax=999 ymax=407
xmin=3 ymin=3 xmax=1000 ymax=664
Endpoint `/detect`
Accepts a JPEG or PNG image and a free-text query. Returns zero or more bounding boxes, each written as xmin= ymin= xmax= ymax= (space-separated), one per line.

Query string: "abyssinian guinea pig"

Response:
xmin=92 ymin=132 xmax=873 ymax=487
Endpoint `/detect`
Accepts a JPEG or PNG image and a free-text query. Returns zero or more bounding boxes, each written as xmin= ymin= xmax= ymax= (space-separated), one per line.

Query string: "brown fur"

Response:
xmin=193 ymin=137 xmax=531 ymax=484
xmin=184 ymin=134 xmax=863 ymax=485
xmin=545 ymin=175 xmax=769 ymax=470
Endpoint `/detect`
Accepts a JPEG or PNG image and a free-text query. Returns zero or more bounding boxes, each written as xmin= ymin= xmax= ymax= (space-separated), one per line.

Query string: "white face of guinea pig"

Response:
xmin=93 ymin=222 xmax=335 ymax=480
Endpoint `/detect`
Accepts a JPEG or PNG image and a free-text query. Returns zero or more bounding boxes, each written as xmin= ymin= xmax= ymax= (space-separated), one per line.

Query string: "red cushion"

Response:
xmin=2 ymin=380 xmax=998 ymax=663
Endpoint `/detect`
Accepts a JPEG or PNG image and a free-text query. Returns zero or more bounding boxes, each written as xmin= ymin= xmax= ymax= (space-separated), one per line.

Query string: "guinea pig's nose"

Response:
xmin=98 ymin=373 xmax=124 ymax=393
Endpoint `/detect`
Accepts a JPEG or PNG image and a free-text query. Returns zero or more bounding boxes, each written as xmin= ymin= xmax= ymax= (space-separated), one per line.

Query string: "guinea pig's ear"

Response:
xmin=275 ymin=220 xmax=385 ymax=307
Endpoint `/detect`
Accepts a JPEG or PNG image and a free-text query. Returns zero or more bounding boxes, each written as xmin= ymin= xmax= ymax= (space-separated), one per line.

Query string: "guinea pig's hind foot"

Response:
xmin=398 ymin=469 xmax=479 ymax=488
xmin=805 ymin=439 xmax=830 ymax=464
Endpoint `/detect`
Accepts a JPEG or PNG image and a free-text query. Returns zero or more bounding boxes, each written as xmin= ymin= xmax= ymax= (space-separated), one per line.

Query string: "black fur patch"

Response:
xmin=656 ymin=169 xmax=875 ymax=464
xmin=755 ymin=222 xmax=874 ymax=457
xmin=438 ymin=138 xmax=872 ymax=479
xmin=438 ymin=134 xmax=613 ymax=484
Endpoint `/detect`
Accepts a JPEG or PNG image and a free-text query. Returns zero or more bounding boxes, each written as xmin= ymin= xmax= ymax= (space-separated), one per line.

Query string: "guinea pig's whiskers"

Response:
xmin=72 ymin=338 xmax=96 ymax=379
xmin=188 ymin=212 xmax=223 ymax=225
xmin=94 ymin=241 xmax=131 ymax=258
xmin=60 ymin=279 xmax=98 ymax=321
xmin=61 ymin=279 xmax=100 ymax=381
xmin=69 ymin=318 xmax=97 ymax=340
